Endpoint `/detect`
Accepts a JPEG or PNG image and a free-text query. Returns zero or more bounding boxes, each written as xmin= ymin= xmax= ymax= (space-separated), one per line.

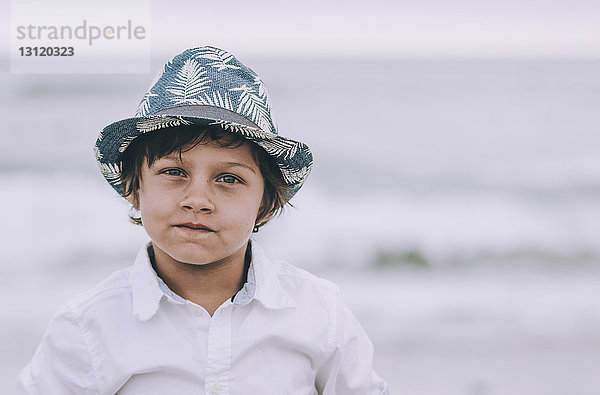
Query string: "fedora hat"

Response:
xmin=94 ymin=46 xmax=313 ymax=199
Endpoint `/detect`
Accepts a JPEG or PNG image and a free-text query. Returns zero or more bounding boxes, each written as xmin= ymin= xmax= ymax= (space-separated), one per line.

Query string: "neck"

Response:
xmin=149 ymin=242 xmax=251 ymax=316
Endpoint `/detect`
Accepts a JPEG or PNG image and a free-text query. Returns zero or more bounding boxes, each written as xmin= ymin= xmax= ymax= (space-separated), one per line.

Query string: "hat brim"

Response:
xmin=95 ymin=115 xmax=313 ymax=199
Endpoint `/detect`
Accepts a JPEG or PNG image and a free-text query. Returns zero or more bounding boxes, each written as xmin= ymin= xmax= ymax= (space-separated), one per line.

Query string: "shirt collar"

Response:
xmin=131 ymin=242 xmax=165 ymax=321
xmin=131 ymin=240 xmax=295 ymax=322
xmin=235 ymin=241 xmax=296 ymax=310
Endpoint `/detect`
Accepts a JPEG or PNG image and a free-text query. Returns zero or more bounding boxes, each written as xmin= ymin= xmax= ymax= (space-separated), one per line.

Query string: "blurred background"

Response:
xmin=2 ymin=0 xmax=600 ymax=394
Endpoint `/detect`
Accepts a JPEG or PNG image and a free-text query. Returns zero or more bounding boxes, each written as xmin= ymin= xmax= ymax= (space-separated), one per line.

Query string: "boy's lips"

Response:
xmin=174 ymin=223 xmax=215 ymax=232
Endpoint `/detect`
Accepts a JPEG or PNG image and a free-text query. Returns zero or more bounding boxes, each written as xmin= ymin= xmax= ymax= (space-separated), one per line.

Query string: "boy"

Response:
xmin=17 ymin=46 xmax=389 ymax=394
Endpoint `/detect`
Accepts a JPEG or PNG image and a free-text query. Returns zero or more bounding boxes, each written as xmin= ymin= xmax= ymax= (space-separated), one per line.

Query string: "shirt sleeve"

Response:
xmin=316 ymin=291 xmax=390 ymax=395
xmin=16 ymin=305 xmax=101 ymax=395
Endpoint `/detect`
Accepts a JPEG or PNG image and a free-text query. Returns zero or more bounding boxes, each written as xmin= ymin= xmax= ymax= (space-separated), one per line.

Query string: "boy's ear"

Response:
xmin=256 ymin=213 xmax=273 ymax=228
xmin=124 ymin=192 xmax=140 ymax=210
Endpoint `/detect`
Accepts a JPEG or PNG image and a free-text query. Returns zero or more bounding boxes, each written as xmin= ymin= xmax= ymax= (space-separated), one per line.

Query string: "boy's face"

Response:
xmin=135 ymin=140 xmax=264 ymax=267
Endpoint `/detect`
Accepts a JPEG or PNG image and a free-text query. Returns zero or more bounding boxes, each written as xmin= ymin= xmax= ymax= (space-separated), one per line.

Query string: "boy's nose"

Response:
xmin=179 ymin=181 xmax=215 ymax=213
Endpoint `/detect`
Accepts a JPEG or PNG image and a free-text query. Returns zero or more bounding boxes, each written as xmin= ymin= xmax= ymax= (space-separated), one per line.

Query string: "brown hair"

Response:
xmin=120 ymin=125 xmax=292 ymax=228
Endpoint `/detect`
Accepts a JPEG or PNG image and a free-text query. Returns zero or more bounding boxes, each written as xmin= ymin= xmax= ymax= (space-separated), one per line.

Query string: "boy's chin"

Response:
xmin=166 ymin=251 xmax=219 ymax=266
xmin=152 ymin=238 xmax=249 ymax=267
xmin=163 ymin=247 xmax=241 ymax=267
xmin=177 ymin=257 xmax=216 ymax=266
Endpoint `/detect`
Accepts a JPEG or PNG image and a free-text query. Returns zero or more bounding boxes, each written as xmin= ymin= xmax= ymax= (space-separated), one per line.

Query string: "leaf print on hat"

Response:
xmin=260 ymin=138 xmax=303 ymax=160
xmin=119 ymin=135 xmax=139 ymax=153
xmin=230 ymin=84 xmax=273 ymax=133
xmin=201 ymin=91 xmax=235 ymax=112
xmin=166 ymin=59 xmax=211 ymax=105
xmin=278 ymin=163 xmax=312 ymax=186
xmin=208 ymin=120 xmax=275 ymax=138
xmin=136 ymin=91 xmax=159 ymax=117
xmin=192 ymin=47 xmax=241 ymax=71
xmin=99 ymin=163 xmax=122 ymax=185
xmin=136 ymin=116 xmax=193 ymax=133
xmin=252 ymin=74 xmax=277 ymax=130
xmin=93 ymin=145 xmax=103 ymax=161
xmin=252 ymin=75 xmax=271 ymax=109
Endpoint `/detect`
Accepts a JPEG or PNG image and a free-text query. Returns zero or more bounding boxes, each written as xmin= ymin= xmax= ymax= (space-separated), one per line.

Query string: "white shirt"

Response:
xmin=17 ymin=242 xmax=389 ymax=394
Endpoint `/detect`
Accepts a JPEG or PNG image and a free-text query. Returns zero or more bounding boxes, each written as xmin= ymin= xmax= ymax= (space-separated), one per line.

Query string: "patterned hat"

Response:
xmin=95 ymin=46 xmax=313 ymax=199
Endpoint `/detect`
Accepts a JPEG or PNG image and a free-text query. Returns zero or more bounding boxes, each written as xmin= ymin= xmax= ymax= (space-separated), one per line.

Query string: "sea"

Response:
xmin=1 ymin=56 xmax=599 ymax=394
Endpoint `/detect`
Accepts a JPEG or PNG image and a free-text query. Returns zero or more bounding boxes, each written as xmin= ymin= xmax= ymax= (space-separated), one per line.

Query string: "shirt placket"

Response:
xmin=205 ymin=301 xmax=233 ymax=395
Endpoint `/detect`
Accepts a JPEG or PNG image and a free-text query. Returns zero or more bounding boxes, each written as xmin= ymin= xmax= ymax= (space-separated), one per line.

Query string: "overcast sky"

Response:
xmin=149 ymin=0 xmax=600 ymax=58
xmin=3 ymin=0 xmax=600 ymax=58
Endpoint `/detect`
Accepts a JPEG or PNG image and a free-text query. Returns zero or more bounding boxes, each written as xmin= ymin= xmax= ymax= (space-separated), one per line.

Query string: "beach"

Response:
xmin=1 ymin=56 xmax=599 ymax=394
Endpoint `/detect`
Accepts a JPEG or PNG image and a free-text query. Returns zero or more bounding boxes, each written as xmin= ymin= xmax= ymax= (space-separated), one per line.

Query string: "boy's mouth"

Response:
xmin=175 ymin=223 xmax=214 ymax=232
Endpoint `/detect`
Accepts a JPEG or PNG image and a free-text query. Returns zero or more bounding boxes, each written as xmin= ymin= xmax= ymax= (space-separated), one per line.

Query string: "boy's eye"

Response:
xmin=218 ymin=175 xmax=240 ymax=184
xmin=162 ymin=168 xmax=184 ymax=177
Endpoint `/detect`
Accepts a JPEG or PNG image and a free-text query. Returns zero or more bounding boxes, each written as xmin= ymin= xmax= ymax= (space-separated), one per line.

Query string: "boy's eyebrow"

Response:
xmin=157 ymin=153 xmax=184 ymax=163
xmin=218 ymin=162 xmax=257 ymax=174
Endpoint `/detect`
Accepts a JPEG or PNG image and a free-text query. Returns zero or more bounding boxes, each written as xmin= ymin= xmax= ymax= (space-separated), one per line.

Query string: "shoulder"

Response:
xmin=17 ymin=267 xmax=135 ymax=393
xmin=269 ymin=260 xmax=343 ymax=324
xmin=264 ymin=260 xmax=375 ymax=357
xmin=62 ymin=266 xmax=134 ymax=315
xmin=271 ymin=259 xmax=340 ymax=296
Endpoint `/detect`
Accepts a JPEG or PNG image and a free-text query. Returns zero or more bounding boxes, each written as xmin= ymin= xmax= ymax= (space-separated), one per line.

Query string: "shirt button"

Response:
xmin=212 ymin=382 xmax=224 ymax=393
